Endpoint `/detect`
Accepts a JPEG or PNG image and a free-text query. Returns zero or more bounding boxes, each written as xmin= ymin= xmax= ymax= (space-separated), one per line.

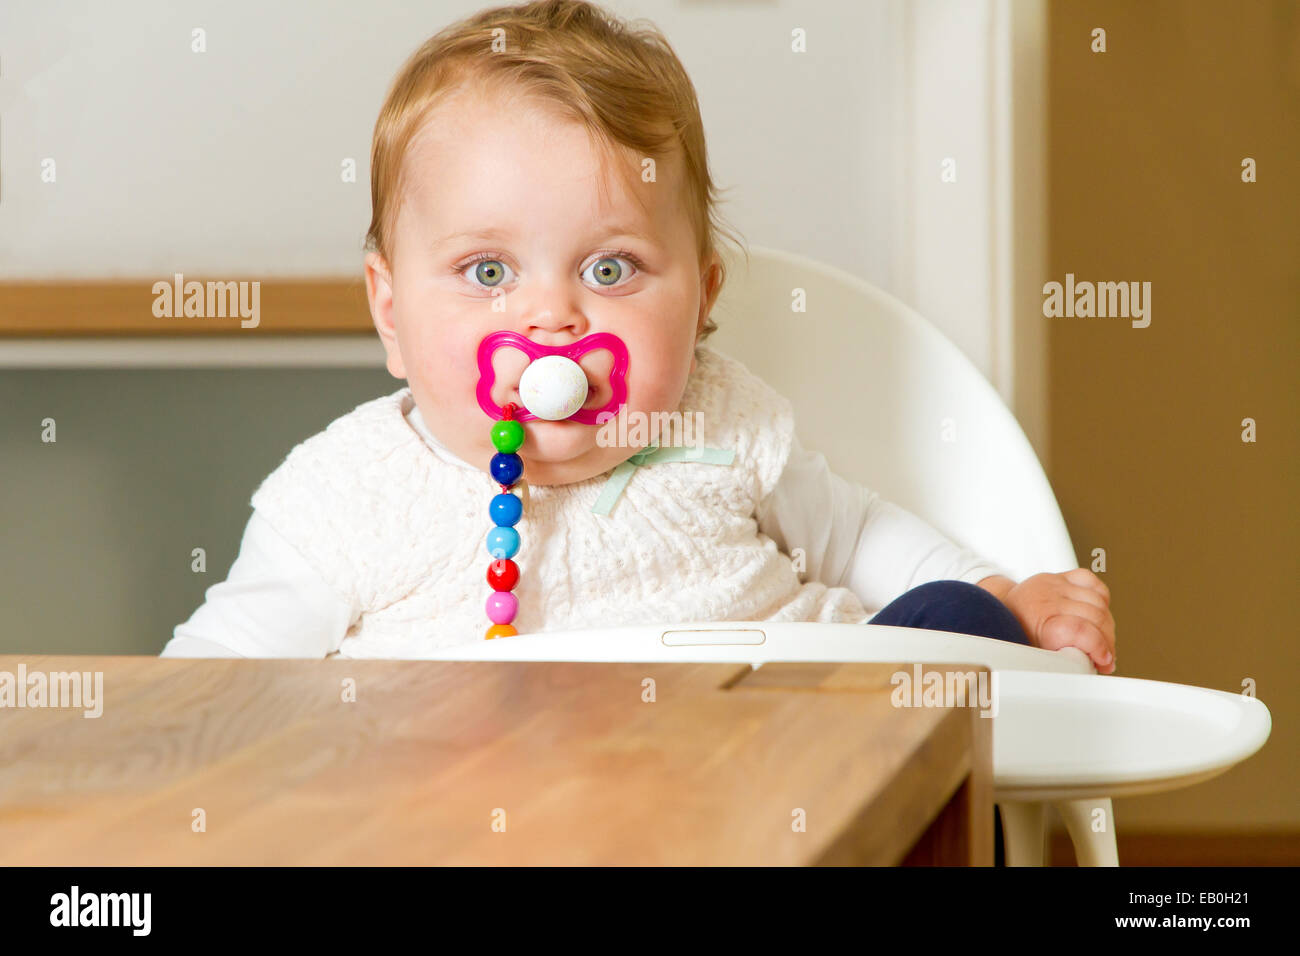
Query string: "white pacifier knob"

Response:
xmin=518 ymin=355 xmax=589 ymax=421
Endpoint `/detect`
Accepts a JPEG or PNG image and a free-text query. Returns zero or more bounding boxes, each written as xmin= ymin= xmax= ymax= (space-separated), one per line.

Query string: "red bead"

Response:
xmin=487 ymin=558 xmax=519 ymax=591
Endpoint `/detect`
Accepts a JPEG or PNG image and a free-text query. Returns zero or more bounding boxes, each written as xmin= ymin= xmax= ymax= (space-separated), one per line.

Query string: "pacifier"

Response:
xmin=475 ymin=330 xmax=629 ymax=424
xmin=475 ymin=330 xmax=630 ymax=639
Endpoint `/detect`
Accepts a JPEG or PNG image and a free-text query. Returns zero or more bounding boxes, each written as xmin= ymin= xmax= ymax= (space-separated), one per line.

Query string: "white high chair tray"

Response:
xmin=422 ymin=622 xmax=1272 ymax=802
xmin=992 ymin=671 xmax=1271 ymax=801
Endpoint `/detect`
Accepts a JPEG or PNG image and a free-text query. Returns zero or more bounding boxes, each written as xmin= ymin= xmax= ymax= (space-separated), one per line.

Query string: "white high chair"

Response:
xmin=428 ymin=245 xmax=1272 ymax=866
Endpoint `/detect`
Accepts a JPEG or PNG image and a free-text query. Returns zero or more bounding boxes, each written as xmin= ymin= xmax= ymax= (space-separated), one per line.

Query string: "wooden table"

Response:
xmin=0 ymin=657 xmax=992 ymax=865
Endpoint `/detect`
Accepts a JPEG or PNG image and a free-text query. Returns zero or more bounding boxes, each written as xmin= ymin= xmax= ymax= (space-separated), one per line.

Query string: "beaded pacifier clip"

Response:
xmin=476 ymin=330 xmax=630 ymax=639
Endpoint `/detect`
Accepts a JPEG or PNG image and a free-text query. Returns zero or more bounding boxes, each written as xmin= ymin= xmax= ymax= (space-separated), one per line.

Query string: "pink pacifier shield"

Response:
xmin=476 ymin=330 xmax=629 ymax=424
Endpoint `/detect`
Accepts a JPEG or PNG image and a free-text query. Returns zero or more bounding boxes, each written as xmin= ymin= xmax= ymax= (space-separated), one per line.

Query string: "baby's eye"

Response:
xmin=582 ymin=255 xmax=636 ymax=287
xmin=462 ymin=258 xmax=515 ymax=288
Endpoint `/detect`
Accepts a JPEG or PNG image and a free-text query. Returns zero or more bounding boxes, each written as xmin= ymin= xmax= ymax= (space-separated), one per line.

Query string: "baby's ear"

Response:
xmin=364 ymin=252 xmax=391 ymax=315
xmin=364 ymin=252 xmax=405 ymax=379
xmin=697 ymin=253 xmax=724 ymax=324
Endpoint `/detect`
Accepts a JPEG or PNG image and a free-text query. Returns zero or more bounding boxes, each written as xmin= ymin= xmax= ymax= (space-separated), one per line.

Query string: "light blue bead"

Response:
xmin=486 ymin=526 xmax=520 ymax=560
xmin=490 ymin=492 xmax=523 ymax=527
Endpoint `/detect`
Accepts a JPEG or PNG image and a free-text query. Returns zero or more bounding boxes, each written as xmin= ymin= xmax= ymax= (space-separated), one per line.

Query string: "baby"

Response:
xmin=162 ymin=0 xmax=1115 ymax=673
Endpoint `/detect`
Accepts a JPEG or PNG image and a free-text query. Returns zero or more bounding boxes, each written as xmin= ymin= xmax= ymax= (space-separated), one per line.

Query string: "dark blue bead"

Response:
xmin=490 ymin=492 xmax=523 ymax=527
xmin=490 ymin=452 xmax=523 ymax=486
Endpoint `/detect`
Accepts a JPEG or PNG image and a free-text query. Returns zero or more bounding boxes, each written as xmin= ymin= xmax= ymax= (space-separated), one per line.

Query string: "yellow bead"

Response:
xmin=485 ymin=623 xmax=517 ymax=640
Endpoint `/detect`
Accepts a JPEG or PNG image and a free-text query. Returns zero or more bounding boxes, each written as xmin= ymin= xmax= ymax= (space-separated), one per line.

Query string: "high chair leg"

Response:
xmin=1053 ymin=797 xmax=1119 ymax=866
xmin=996 ymin=800 xmax=1046 ymax=866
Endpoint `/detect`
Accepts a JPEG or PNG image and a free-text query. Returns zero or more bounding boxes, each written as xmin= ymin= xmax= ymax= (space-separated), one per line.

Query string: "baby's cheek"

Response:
xmin=411 ymin=350 xmax=474 ymax=420
xmin=637 ymin=360 xmax=692 ymax=412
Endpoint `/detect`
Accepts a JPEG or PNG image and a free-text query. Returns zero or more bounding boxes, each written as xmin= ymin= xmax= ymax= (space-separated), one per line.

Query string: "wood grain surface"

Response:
xmin=0 ymin=280 xmax=372 ymax=336
xmin=0 ymin=657 xmax=992 ymax=865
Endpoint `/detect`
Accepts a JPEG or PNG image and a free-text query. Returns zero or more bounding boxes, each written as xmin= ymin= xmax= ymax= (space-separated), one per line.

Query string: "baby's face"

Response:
xmin=366 ymin=84 xmax=721 ymax=486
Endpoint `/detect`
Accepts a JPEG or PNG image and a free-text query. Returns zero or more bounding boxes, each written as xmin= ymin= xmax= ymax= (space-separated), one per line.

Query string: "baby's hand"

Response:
xmin=1004 ymin=569 xmax=1116 ymax=674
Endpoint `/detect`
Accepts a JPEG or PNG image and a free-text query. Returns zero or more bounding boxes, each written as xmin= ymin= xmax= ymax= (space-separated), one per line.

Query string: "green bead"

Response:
xmin=491 ymin=419 xmax=525 ymax=453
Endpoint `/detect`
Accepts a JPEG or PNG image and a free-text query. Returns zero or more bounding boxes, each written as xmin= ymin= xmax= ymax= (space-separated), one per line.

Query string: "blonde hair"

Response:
xmin=364 ymin=0 xmax=744 ymax=342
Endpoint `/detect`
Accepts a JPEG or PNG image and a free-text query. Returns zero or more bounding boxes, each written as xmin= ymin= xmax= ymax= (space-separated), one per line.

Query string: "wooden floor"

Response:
xmin=1048 ymin=830 xmax=1300 ymax=867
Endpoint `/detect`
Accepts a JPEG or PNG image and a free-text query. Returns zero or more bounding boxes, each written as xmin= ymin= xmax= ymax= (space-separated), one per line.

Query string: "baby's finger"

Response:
xmin=1039 ymin=613 xmax=1114 ymax=673
xmin=1064 ymin=567 xmax=1110 ymax=604
xmin=1062 ymin=596 xmax=1116 ymax=656
xmin=1066 ymin=584 xmax=1108 ymax=613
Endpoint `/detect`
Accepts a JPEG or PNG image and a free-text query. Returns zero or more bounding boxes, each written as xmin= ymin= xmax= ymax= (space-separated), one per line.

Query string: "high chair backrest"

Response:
xmin=709 ymin=245 xmax=1078 ymax=581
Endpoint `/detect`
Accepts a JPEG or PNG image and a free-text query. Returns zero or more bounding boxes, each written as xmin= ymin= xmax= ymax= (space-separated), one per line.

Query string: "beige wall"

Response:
xmin=1048 ymin=0 xmax=1299 ymax=829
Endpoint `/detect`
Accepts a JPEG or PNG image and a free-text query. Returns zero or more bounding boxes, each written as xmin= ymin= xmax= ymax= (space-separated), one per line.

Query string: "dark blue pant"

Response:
xmin=867 ymin=579 xmax=1031 ymax=646
xmin=868 ymin=579 xmax=1031 ymax=865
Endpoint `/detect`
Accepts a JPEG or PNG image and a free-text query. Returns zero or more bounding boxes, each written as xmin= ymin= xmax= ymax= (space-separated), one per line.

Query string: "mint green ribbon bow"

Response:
xmin=591 ymin=441 xmax=735 ymax=516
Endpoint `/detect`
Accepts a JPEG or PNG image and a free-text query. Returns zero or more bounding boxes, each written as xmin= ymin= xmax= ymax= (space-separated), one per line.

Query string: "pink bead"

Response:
xmin=486 ymin=590 xmax=518 ymax=625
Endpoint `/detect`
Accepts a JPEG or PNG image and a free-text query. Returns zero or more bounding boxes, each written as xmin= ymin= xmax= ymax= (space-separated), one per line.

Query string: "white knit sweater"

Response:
xmin=248 ymin=345 xmax=873 ymax=656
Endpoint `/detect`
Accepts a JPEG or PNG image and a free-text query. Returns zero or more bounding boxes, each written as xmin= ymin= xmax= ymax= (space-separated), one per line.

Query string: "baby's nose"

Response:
xmin=524 ymin=307 xmax=588 ymax=344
